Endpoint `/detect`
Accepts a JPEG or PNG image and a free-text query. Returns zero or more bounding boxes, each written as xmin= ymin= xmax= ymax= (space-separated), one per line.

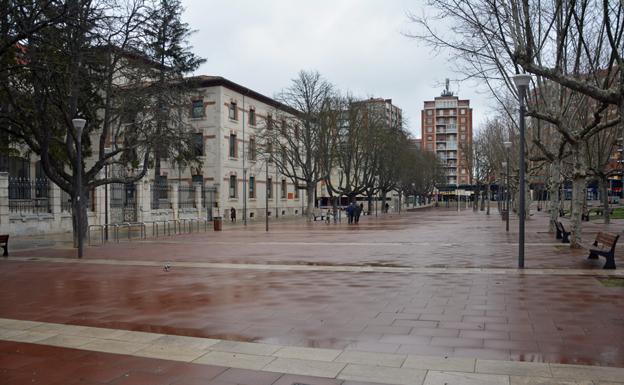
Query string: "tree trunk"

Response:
xmin=306 ymin=183 xmax=316 ymax=221
xmin=366 ymin=193 xmax=373 ymax=214
xmin=570 ymin=144 xmax=586 ymax=248
xmin=601 ymin=177 xmax=610 ymax=225
xmin=71 ymin=188 xmax=88 ymax=250
xmin=548 ymin=162 xmax=561 ymax=232
xmin=381 ymin=191 xmax=388 ymax=212
xmin=485 ymin=183 xmax=490 ymax=215
xmin=473 ymin=184 xmax=479 ymax=211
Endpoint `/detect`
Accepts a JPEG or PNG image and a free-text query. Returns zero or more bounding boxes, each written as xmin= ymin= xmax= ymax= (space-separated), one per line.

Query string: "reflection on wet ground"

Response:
xmin=2 ymin=208 xmax=624 ymax=367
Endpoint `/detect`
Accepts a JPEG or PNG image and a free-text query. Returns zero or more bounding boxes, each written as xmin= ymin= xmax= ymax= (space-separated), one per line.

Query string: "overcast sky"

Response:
xmin=181 ymin=0 xmax=493 ymax=138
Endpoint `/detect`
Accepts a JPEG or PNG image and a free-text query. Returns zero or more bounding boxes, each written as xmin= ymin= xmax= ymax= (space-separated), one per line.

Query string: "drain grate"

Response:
xmin=596 ymin=277 xmax=624 ymax=287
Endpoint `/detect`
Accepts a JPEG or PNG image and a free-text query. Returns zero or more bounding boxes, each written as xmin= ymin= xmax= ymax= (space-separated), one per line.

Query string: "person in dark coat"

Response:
xmin=230 ymin=207 xmax=236 ymax=222
xmin=346 ymin=203 xmax=354 ymax=224
xmin=355 ymin=203 xmax=363 ymax=223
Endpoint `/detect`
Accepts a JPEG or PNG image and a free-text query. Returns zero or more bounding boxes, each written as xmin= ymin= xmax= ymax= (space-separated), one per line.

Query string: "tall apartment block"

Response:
xmin=421 ymin=81 xmax=473 ymax=186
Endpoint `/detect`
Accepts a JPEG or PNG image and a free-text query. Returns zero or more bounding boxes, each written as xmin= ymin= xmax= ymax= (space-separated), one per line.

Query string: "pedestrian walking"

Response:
xmin=384 ymin=202 xmax=389 ymax=213
xmin=346 ymin=203 xmax=354 ymax=224
xmin=355 ymin=203 xmax=363 ymax=223
xmin=230 ymin=207 xmax=236 ymax=223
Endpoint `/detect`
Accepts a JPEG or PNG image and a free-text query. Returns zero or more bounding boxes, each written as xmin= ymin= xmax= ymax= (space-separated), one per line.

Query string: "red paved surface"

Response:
xmin=11 ymin=208 xmax=617 ymax=269
xmin=1 ymin=208 xmax=624 ymax=369
xmin=0 ymin=341 xmax=384 ymax=385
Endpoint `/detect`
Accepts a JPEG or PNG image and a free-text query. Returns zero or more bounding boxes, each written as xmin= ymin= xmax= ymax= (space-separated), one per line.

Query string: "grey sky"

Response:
xmin=182 ymin=0 xmax=492 ymax=138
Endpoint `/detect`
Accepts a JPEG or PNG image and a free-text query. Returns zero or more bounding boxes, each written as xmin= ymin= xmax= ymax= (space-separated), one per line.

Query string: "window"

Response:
xmin=281 ymin=179 xmax=287 ymax=199
xmin=249 ymin=137 xmax=256 ymax=161
xmin=460 ymin=134 xmax=466 ymax=140
xmin=294 ymin=124 xmax=300 ymax=139
xmin=427 ymin=127 xmax=433 ymax=133
xmin=249 ymin=176 xmax=255 ymax=199
xmin=229 ymin=101 xmax=237 ymax=120
xmin=427 ymin=135 xmax=433 ymax=141
xmin=267 ymin=142 xmax=273 ymax=160
xmin=229 ymin=134 xmax=237 ymax=158
xmin=460 ymin=125 xmax=465 ymax=131
xmin=426 ymin=118 xmax=432 ymax=124
xmin=229 ymin=175 xmax=237 ymax=198
xmin=267 ymin=114 xmax=273 ymax=130
xmin=248 ymin=108 xmax=256 ymax=125
xmin=449 ymin=109 xmax=455 ymax=115
xmin=294 ymin=185 xmax=299 ymax=199
xmin=267 ymin=177 xmax=272 ymax=198
xmin=281 ymin=147 xmax=287 ymax=166
xmin=191 ymin=100 xmax=204 ymax=118
xmin=281 ymin=119 xmax=287 ymax=135
xmin=460 ymin=108 xmax=466 ymax=115
xmin=193 ymin=133 xmax=203 ymax=156
xmin=460 ymin=117 xmax=466 ymax=123
xmin=426 ymin=109 xmax=432 ymax=116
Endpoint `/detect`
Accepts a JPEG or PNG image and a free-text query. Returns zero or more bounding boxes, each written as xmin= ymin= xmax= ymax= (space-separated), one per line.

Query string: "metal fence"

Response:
xmin=8 ymin=177 xmax=51 ymax=214
xmin=111 ymin=183 xmax=137 ymax=222
xmin=152 ymin=181 xmax=171 ymax=209
xmin=203 ymin=186 xmax=217 ymax=220
xmin=178 ymin=183 xmax=196 ymax=209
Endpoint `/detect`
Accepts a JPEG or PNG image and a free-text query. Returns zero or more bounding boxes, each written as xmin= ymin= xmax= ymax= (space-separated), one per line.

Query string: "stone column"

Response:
xmin=50 ymin=182 xmax=62 ymax=230
xmin=170 ymin=181 xmax=179 ymax=220
xmin=0 ymin=172 xmax=9 ymax=234
xmin=137 ymin=179 xmax=152 ymax=223
xmin=195 ymin=184 xmax=202 ymax=217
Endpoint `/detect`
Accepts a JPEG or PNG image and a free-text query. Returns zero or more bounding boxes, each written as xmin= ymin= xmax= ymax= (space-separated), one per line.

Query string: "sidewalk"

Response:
xmin=1 ymin=207 xmax=624 ymax=384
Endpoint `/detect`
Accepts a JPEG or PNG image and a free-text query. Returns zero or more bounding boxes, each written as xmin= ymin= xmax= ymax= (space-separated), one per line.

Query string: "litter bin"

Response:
xmin=213 ymin=217 xmax=222 ymax=231
xmin=501 ymin=210 xmax=508 ymax=221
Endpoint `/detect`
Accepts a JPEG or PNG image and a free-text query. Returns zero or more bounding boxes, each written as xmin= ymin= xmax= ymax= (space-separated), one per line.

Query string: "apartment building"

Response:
xmin=0 ymin=76 xmax=305 ymax=236
xmin=421 ymin=82 xmax=473 ymax=186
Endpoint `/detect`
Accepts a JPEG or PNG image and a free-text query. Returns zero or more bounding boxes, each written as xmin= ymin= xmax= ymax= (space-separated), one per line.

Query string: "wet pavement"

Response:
xmin=1 ymin=206 xmax=624 ymax=383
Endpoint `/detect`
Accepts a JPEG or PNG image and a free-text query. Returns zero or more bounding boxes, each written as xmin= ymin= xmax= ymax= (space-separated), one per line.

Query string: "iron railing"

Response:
xmin=178 ymin=183 xmax=195 ymax=209
xmin=8 ymin=177 xmax=51 ymax=214
xmin=151 ymin=181 xmax=171 ymax=209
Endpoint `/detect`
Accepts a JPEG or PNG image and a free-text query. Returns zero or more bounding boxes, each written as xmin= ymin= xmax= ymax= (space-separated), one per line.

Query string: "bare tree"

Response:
xmin=0 ymin=0 xmax=203 ymax=247
xmin=256 ymin=70 xmax=335 ymax=220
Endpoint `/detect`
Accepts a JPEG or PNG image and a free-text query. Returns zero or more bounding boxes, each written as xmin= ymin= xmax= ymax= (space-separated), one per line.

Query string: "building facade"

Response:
xmin=0 ymin=76 xmax=306 ymax=236
xmin=421 ymin=82 xmax=473 ymax=186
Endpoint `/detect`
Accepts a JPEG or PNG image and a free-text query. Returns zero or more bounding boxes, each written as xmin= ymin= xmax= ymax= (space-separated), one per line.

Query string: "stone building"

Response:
xmin=0 ymin=76 xmax=306 ymax=236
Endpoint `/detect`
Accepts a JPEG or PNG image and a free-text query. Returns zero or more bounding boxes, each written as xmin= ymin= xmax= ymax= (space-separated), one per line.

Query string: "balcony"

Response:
xmin=446 ymin=142 xmax=458 ymax=150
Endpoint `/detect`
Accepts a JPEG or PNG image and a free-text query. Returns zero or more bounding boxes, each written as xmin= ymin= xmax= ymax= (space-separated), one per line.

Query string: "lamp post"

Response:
xmin=72 ymin=118 xmax=86 ymax=259
xmin=104 ymin=147 xmax=112 ymax=241
xmin=512 ymin=74 xmax=531 ymax=269
xmin=265 ymin=157 xmax=269 ymax=232
xmin=503 ymin=141 xmax=512 ymax=232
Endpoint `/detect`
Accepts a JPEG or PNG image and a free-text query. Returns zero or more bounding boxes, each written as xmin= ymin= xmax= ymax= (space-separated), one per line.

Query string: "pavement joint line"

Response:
xmin=3 ymin=256 xmax=624 ymax=277
xmin=1 ymin=318 xmax=624 ymax=384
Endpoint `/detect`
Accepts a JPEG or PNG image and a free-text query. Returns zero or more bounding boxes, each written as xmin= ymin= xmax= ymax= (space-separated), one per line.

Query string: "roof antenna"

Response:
xmin=441 ymin=78 xmax=454 ymax=97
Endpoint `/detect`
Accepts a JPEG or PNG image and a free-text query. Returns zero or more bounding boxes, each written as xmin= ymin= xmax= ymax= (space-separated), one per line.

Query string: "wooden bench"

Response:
xmin=582 ymin=208 xmax=614 ymax=221
xmin=553 ymin=220 xmax=570 ymax=243
xmin=588 ymin=231 xmax=619 ymax=269
xmin=0 ymin=234 xmax=8 ymax=257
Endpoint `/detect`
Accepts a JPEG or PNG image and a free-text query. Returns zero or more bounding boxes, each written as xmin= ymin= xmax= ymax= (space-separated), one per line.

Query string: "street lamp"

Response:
xmin=503 ymin=141 xmax=512 ymax=232
xmin=104 ymin=147 xmax=112 ymax=241
xmin=512 ymin=73 xmax=531 ymax=269
xmin=72 ymin=118 xmax=86 ymax=259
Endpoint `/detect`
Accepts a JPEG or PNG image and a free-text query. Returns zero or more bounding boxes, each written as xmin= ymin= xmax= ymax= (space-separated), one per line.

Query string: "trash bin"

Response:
xmin=501 ymin=210 xmax=508 ymax=221
xmin=213 ymin=217 xmax=222 ymax=231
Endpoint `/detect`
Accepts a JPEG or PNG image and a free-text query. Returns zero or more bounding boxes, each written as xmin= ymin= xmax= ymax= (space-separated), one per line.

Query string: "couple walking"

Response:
xmin=346 ymin=202 xmax=364 ymax=224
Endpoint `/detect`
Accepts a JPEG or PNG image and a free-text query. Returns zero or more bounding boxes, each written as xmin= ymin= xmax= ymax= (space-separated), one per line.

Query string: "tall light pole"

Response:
xmin=72 ymin=118 xmax=86 ymax=259
xmin=512 ymin=74 xmax=531 ymax=269
xmin=265 ymin=157 xmax=269 ymax=232
xmin=104 ymin=147 xmax=112 ymax=241
xmin=503 ymin=141 xmax=512 ymax=232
